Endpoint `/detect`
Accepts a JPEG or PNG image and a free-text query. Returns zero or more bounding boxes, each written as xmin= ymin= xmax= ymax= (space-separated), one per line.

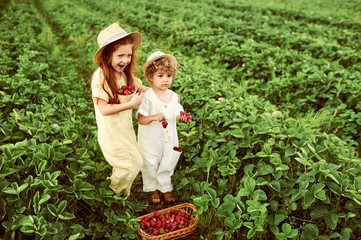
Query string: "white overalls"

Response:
xmin=137 ymin=89 xmax=183 ymax=193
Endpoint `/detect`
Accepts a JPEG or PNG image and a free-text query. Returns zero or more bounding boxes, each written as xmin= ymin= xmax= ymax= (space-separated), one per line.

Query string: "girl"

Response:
xmin=91 ymin=22 xmax=147 ymax=195
xmin=137 ymin=51 xmax=191 ymax=203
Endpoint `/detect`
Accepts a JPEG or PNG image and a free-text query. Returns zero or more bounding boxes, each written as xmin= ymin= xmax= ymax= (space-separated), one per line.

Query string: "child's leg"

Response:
xmin=109 ymin=167 xmax=132 ymax=195
xmin=156 ymin=167 xmax=173 ymax=193
xmin=141 ymin=155 xmax=160 ymax=192
xmin=104 ymin=147 xmax=143 ymax=195
xmin=157 ymin=149 xmax=181 ymax=197
xmin=124 ymin=149 xmax=144 ymax=194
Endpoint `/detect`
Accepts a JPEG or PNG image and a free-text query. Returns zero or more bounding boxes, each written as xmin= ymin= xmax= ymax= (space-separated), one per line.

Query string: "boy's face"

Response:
xmin=150 ymin=70 xmax=173 ymax=91
xmin=111 ymin=43 xmax=133 ymax=73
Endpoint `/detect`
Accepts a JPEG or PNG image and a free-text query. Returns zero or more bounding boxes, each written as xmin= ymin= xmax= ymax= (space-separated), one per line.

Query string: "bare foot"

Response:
xmin=151 ymin=190 xmax=161 ymax=203
xmin=163 ymin=192 xmax=175 ymax=203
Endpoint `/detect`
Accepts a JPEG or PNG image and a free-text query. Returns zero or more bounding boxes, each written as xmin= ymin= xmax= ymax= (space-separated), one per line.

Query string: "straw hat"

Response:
xmin=93 ymin=22 xmax=142 ymax=64
xmin=142 ymin=51 xmax=178 ymax=74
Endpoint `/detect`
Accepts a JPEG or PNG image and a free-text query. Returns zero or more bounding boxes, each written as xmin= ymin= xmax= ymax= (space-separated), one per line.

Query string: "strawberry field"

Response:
xmin=1 ymin=0 xmax=361 ymax=239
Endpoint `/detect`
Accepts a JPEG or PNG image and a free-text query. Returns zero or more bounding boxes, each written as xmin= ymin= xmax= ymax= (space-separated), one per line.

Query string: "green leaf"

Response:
xmin=244 ymin=176 xmax=255 ymax=194
xmin=247 ymin=228 xmax=256 ymax=239
xmin=58 ymin=212 xmax=75 ymax=220
xmin=57 ymin=200 xmax=67 ymax=214
xmin=21 ymin=224 xmax=36 ymax=234
xmin=301 ymin=224 xmax=319 ymax=240
xmin=248 ymin=115 xmax=256 ymax=123
xmin=33 ymin=191 xmax=40 ymax=214
xmin=207 ymin=187 xmax=217 ymax=199
xmin=4 ymin=147 xmax=12 ymax=159
xmin=311 ymin=183 xmax=325 ymax=194
xmin=274 ymin=214 xmax=285 ymax=225
xmin=2 ymin=187 xmax=17 ymax=195
xmin=0 ymin=198 xmax=6 ymax=220
xmin=282 ymin=223 xmax=292 ymax=235
xmin=285 ymin=147 xmax=295 ymax=157
xmin=211 ymin=198 xmax=220 ymax=208
xmin=302 ymin=190 xmax=316 ymax=209
xmin=270 ymin=180 xmax=281 ymax=192
xmin=354 ymin=176 xmax=361 ymax=192
xmin=327 ymin=182 xmax=341 ymax=195
xmin=325 ymin=213 xmax=338 ymax=230
xmin=39 ymin=194 xmax=51 ymax=205
xmin=17 ymin=183 xmax=28 ymax=194
xmin=340 ymin=228 xmax=352 ymax=240
xmin=256 ymin=151 xmax=268 ymax=157
xmin=315 ymin=190 xmax=328 ymax=202
xmin=68 ymin=233 xmax=81 ymax=240
xmin=230 ymin=129 xmax=244 ymax=138
xmin=47 ymin=204 xmax=57 ymax=217
xmin=288 ymin=229 xmax=298 ymax=238
xmin=264 ymin=143 xmax=272 ymax=155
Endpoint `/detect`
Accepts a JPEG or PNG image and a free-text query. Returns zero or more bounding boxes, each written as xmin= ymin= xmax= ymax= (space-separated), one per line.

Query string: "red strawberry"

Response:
xmin=173 ymin=146 xmax=182 ymax=152
xmin=170 ymin=223 xmax=177 ymax=231
xmin=162 ymin=121 xmax=168 ymax=128
xmin=128 ymin=84 xmax=135 ymax=91
xmin=154 ymin=211 xmax=160 ymax=218
xmin=123 ymin=89 xmax=130 ymax=95
xmin=180 ymin=111 xmax=191 ymax=122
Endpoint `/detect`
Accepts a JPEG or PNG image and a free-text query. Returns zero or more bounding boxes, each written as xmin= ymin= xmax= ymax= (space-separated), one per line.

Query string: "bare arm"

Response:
xmin=97 ymin=91 xmax=144 ymax=116
xmin=137 ymin=113 xmax=165 ymax=125
xmin=139 ymin=85 xmax=150 ymax=93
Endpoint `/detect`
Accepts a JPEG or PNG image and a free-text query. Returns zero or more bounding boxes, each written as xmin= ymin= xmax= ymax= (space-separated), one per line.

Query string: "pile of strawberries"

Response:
xmin=139 ymin=209 xmax=192 ymax=236
xmin=118 ymin=84 xmax=136 ymax=95
xmin=180 ymin=111 xmax=191 ymax=122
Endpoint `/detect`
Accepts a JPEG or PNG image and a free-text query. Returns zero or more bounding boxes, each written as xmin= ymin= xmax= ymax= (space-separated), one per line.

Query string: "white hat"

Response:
xmin=93 ymin=23 xmax=142 ymax=64
xmin=142 ymin=51 xmax=178 ymax=74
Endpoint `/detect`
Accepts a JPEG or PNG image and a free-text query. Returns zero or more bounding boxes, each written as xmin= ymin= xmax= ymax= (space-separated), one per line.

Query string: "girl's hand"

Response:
xmin=129 ymin=91 xmax=144 ymax=108
xmin=152 ymin=113 xmax=166 ymax=122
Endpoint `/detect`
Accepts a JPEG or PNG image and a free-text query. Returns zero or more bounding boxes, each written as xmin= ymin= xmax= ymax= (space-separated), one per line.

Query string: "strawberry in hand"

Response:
xmin=180 ymin=111 xmax=191 ymax=122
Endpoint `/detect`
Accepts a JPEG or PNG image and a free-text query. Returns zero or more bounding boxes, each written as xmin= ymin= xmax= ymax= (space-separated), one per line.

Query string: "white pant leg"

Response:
xmin=141 ymin=150 xmax=162 ymax=192
xmin=156 ymin=148 xmax=182 ymax=193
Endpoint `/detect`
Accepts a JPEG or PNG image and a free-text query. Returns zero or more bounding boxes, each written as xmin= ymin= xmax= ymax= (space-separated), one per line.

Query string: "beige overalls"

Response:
xmin=91 ymin=67 xmax=143 ymax=195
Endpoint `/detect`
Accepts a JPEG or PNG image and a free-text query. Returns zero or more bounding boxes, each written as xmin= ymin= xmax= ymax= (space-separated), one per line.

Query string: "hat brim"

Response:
xmin=93 ymin=32 xmax=142 ymax=65
xmin=142 ymin=54 xmax=178 ymax=74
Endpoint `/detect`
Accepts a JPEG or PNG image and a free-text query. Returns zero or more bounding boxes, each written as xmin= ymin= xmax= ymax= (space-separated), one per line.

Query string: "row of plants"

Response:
xmin=106 ymin=0 xmax=361 ymax=154
xmin=0 ymin=1 xmax=146 ymax=239
xmin=1 ymin=0 xmax=361 ymax=239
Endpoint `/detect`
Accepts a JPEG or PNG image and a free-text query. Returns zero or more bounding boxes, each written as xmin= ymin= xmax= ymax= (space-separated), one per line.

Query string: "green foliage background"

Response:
xmin=1 ymin=0 xmax=361 ymax=239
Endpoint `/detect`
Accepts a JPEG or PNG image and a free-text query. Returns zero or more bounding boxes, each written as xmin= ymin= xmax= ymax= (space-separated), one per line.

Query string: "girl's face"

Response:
xmin=150 ymin=70 xmax=173 ymax=91
xmin=111 ymin=43 xmax=133 ymax=73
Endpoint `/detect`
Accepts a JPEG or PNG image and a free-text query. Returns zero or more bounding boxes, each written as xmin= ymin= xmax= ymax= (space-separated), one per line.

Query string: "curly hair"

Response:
xmin=144 ymin=57 xmax=178 ymax=83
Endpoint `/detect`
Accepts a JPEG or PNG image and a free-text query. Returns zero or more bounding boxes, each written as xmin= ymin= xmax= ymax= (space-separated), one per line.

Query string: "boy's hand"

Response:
xmin=152 ymin=113 xmax=166 ymax=122
xmin=180 ymin=111 xmax=191 ymax=122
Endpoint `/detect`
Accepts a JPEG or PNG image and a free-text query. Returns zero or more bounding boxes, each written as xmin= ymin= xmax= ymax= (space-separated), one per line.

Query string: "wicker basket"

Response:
xmin=137 ymin=203 xmax=199 ymax=240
